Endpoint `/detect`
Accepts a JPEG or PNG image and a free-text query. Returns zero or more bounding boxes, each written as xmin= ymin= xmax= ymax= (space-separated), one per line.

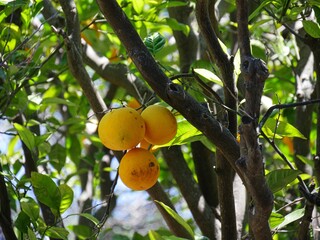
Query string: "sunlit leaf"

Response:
xmin=153 ymin=120 xmax=203 ymax=149
xmin=42 ymin=97 xmax=77 ymax=107
xmin=262 ymin=118 xmax=307 ymax=139
xmin=302 ymin=20 xmax=320 ymax=38
xmin=20 ymin=197 xmax=40 ymax=222
xmin=155 ymin=201 xmax=194 ymax=239
xmin=269 ymin=212 xmax=285 ymax=229
xmin=79 ymin=213 xmax=99 ymax=225
xmin=165 ymin=18 xmax=190 ymax=36
xmin=68 ymin=225 xmax=93 ymax=239
xmin=49 ymin=143 xmax=66 ymax=173
xmin=266 ymin=169 xmax=301 ymax=193
xmin=157 ymin=1 xmax=188 ymax=10
xmin=149 ymin=230 xmax=166 ymax=240
xmin=14 ymin=123 xmax=35 ymax=151
xmin=27 ymin=227 xmax=37 ymax=240
xmin=15 ymin=211 xmax=30 ymax=233
xmin=59 ymin=184 xmax=74 ymax=214
xmin=31 ymin=172 xmax=61 ymax=210
xmin=249 ymin=0 xmax=273 ymax=21
xmin=132 ymin=0 xmax=144 ymax=14
xmin=193 ymin=68 xmax=223 ymax=86
xmin=45 ymin=226 xmax=69 ymax=240
xmin=273 ymin=208 xmax=304 ymax=230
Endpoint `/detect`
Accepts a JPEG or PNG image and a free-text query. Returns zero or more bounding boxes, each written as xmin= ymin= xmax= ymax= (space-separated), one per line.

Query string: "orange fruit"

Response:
xmin=141 ymin=105 xmax=177 ymax=145
xmin=127 ymin=98 xmax=141 ymax=110
xmin=119 ymin=148 xmax=160 ymax=190
xmin=98 ymin=107 xmax=145 ymax=151
xmin=139 ymin=138 xmax=158 ymax=153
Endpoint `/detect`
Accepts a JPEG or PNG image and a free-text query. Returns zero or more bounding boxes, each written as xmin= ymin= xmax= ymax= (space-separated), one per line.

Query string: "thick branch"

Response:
xmin=59 ymin=0 xmax=107 ymax=121
xmin=147 ymin=183 xmax=194 ymax=239
xmin=191 ymin=141 xmax=218 ymax=208
xmin=96 ymin=0 xmax=241 ymax=172
xmin=162 ymin=146 xmax=216 ymax=239
xmin=236 ymin=0 xmax=251 ymax=58
xmin=196 ymin=2 xmax=238 ymax=238
xmin=168 ymin=2 xmax=197 ymax=73
xmin=82 ymin=42 xmax=153 ymax=100
xmin=236 ymin=1 xmax=273 ymax=239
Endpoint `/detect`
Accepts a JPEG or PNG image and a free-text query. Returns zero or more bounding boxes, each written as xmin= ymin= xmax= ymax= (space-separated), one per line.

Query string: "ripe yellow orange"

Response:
xmin=141 ymin=105 xmax=177 ymax=145
xmin=139 ymin=138 xmax=158 ymax=153
xmin=127 ymin=98 xmax=142 ymax=111
xmin=119 ymin=148 xmax=160 ymax=191
xmin=98 ymin=107 xmax=145 ymax=151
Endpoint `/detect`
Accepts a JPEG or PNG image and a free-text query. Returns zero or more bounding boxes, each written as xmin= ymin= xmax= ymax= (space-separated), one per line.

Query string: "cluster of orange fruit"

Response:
xmin=98 ymin=104 xmax=177 ymax=191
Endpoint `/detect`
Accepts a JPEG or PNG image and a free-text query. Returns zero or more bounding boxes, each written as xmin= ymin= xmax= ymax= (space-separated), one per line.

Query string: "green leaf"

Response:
xmin=144 ymin=32 xmax=166 ymax=55
xmin=249 ymin=0 xmax=273 ymax=21
xmin=296 ymin=154 xmax=314 ymax=168
xmin=157 ymin=1 xmax=188 ymax=10
xmin=31 ymin=172 xmax=61 ymax=210
xmin=59 ymin=184 xmax=74 ymax=214
xmin=302 ymin=20 xmax=320 ymax=38
xmin=165 ymin=18 xmax=190 ymax=36
xmin=262 ymin=118 xmax=307 ymax=139
xmin=269 ymin=212 xmax=285 ymax=229
xmin=155 ymin=201 xmax=194 ymax=239
xmin=154 ymin=120 xmax=203 ymax=149
xmin=132 ymin=0 xmax=144 ymax=14
xmin=15 ymin=211 xmax=30 ymax=233
xmin=193 ymin=68 xmax=223 ymax=86
xmin=45 ymin=226 xmax=69 ymax=240
xmin=49 ymin=143 xmax=66 ymax=173
xmin=14 ymin=123 xmax=35 ymax=151
xmin=79 ymin=213 xmax=99 ymax=225
xmin=28 ymin=227 xmax=37 ymax=240
xmin=266 ymin=169 xmax=301 ymax=193
xmin=42 ymin=97 xmax=77 ymax=107
xmin=68 ymin=225 xmax=93 ymax=239
xmin=149 ymin=230 xmax=165 ymax=240
xmin=273 ymin=208 xmax=304 ymax=230
xmin=314 ymin=6 xmax=320 ymax=24
xmin=20 ymin=197 xmax=40 ymax=222
xmin=67 ymin=135 xmax=81 ymax=164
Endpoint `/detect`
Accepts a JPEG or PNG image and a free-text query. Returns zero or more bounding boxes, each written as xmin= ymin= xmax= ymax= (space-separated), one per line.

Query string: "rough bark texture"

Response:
xmin=147 ymin=183 xmax=194 ymax=239
xmin=96 ymin=0 xmax=275 ymax=239
xmin=236 ymin=0 xmax=273 ymax=239
xmin=191 ymin=141 xmax=218 ymax=208
xmin=59 ymin=0 xmax=191 ymax=236
xmin=162 ymin=146 xmax=216 ymax=239
xmin=167 ymin=2 xmax=197 ymax=73
xmin=195 ymin=0 xmax=238 ymax=239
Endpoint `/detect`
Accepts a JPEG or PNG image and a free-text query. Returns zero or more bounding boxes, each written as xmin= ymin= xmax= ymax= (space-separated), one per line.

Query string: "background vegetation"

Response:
xmin=1 ymin=0 xmax=320 ymax=239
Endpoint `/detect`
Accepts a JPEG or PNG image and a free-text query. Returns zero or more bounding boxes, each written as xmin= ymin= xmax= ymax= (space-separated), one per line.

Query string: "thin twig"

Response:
xmin=259 ymin=99 xmax=320 ymax=131
xmin=92 ymin=169 xmax=119 ymax=237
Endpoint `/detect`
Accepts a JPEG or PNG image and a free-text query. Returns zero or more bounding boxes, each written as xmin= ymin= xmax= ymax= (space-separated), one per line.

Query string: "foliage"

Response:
xmin=0 ymin=0 xmax=320 ymax=239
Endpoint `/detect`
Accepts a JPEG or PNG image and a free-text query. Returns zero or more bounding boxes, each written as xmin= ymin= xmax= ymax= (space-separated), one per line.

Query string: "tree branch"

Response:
xmin=167 ymin=1 xmax=198 ymax=73
xmin=96 ymin=0 xmax=240 ymax=176
xmin=236 ymin=0 xmax=251 ymax=58
xmin=162 ymin=146 xmax=216 ymax=239
xmin=82 ymin=42 xmax=153 ymax=100
xmin=236 ymin=1 xmax=273 ymax=238
xmin=191 ymin=141 xmax=218 ymax=208
xmin=0 ymin=163 xmax=17 ymax=240
xmin=195 ymin=1 xmax=238 ymax=238
xmin=58 ymin=0 xmax=107 ymax=121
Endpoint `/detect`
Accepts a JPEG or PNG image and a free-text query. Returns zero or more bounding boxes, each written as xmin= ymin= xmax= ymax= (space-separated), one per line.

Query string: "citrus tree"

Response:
xmin=1 ymin=0 xmax=320 ymax=239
